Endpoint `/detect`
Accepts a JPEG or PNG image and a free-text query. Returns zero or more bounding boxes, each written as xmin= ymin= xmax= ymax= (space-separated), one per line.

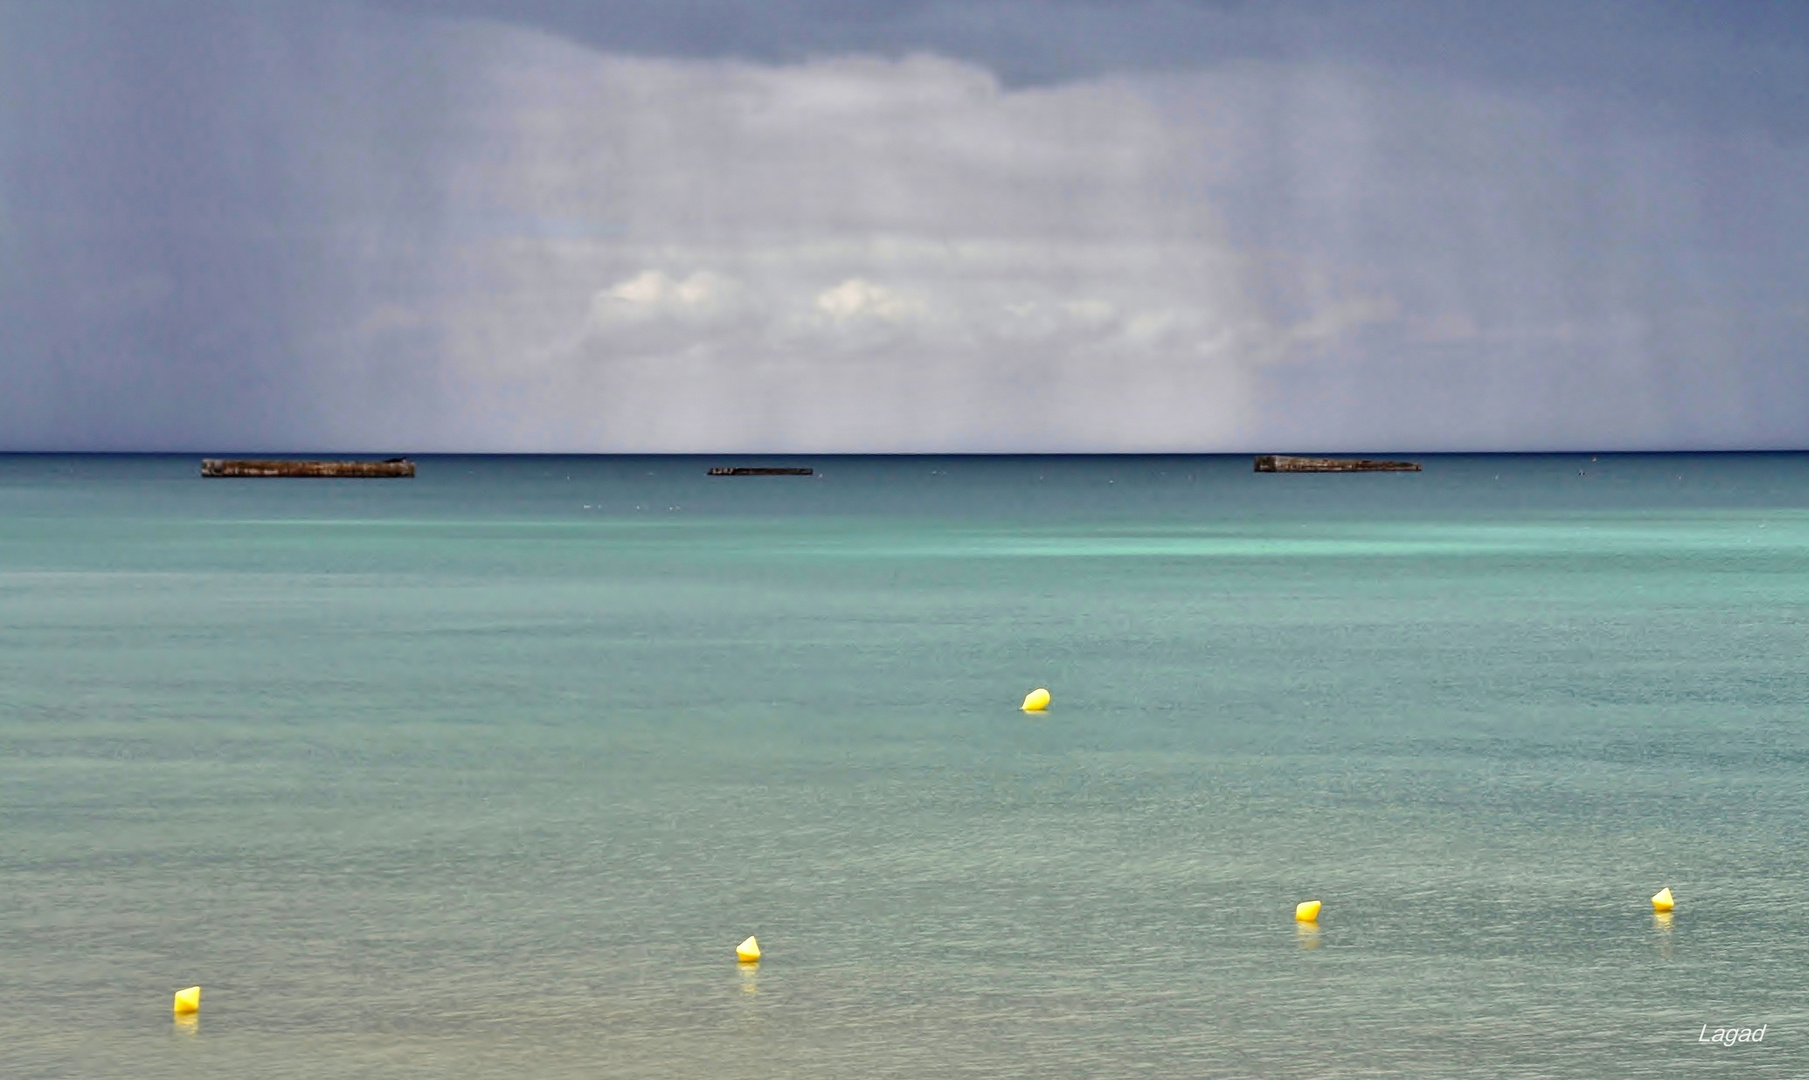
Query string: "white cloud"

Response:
xmin=319 ymin=26 xmax=1809 ymax=451
xmin=6 ymin=1 xmax=1809 ymax=452
xmin=15 ymin=3 xmax=1794 ymax=452
xmin=407 ymin=35 xmax=1293 ymax=450
xmin=814 ymin=278 xmax=919 ymax=323
xmin=590 ymin=269 xmax=737 ymax=324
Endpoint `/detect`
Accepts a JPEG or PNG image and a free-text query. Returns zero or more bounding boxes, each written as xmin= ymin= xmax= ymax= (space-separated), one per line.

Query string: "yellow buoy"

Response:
xmin=736 ymin=935 xmax=761 ymax=963
xmin=173 ymin=986 xmax=201 ymax=1015
xmin=1294 ymin=900 xmax=1321 ymax=922
xmin=1651 ymin=887 xmax=1675 ymax=912
xmin=1020 ymin=688 xmax=1051 ymax=712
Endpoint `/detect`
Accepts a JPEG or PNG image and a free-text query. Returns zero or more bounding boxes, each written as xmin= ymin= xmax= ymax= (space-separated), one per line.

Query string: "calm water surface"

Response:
xmin=1 ymin=453 xmax=1805 ymax=1078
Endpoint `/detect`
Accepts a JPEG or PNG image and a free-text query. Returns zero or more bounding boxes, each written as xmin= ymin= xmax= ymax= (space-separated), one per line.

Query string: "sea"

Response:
xmin=1 ymin=453 xmax=1805 ymax=1079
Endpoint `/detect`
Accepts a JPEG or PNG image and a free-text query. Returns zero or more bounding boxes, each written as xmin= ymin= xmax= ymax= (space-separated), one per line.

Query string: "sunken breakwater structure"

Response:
xmin=1255 ymin=455 xmax=1421 ymax=473
xmin=201 ymin=459 xmax=415 ymax=478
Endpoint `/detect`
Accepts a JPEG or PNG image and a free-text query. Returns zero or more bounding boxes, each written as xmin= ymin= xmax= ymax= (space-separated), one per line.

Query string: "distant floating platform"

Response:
xmin=707 ymin=467 xmax=813 ymax=476
xmin=202 ymin=458 xmax=415 ymax=478
xmin=1255 ymin=455 xmax=1420 ymax=473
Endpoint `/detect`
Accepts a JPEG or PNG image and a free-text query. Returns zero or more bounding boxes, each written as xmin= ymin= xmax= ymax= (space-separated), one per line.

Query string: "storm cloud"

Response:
xmin=1 ymin=1 xmax=1805 ymax=451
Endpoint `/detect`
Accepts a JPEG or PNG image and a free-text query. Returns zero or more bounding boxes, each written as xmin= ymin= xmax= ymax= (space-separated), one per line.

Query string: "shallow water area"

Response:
xmin=1 ymin=453 xmax=1806 ymax=1078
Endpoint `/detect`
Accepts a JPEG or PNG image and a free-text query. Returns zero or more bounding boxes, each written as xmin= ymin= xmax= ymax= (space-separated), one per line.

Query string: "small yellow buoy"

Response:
xmin=1020 ymin=688 xmax=1051 ymax=712
xmin=1651 ymin=887 xmax=1675 ymax=913
xmin=173 ymin=986 xmax=201 ymax=1015
xmin=1295 ymin=900 xmax=1321 ymax=922
xmin=737 ymin=935 xmax=761 ymax=963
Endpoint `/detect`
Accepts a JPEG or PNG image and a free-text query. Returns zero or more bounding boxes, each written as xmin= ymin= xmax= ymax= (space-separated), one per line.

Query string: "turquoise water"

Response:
xmin=2 ymin=453 xmax=1806 ymax=1078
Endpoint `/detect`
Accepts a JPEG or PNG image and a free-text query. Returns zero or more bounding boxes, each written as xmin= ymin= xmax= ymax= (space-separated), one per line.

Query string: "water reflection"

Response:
xmin=739 ymin=962 xmax=759 ymax=995
xmin=1653 ymin=912 xmax=1674 ymax=958
xmin=1296 ymin=923 xmax=1322 ymax=950
xmin=173 ymin=1014 xmax=199 ymax=1036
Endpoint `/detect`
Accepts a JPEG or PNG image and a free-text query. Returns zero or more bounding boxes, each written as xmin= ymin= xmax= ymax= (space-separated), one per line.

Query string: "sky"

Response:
xmin=1 ymin=0 xmax=1806 ymax=452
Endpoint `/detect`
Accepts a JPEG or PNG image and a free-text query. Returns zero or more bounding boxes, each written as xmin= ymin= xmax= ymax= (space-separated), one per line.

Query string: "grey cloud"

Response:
xmin=1166 ymin=61 xmax=1809 ymax=449
xmin=408 ymin=39 xmax=1266 ymax=450
xmin=366 ymin=0 xmax=1809 ymax=136
xmin=2 ymin=2 xmax=1808 ymax=451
